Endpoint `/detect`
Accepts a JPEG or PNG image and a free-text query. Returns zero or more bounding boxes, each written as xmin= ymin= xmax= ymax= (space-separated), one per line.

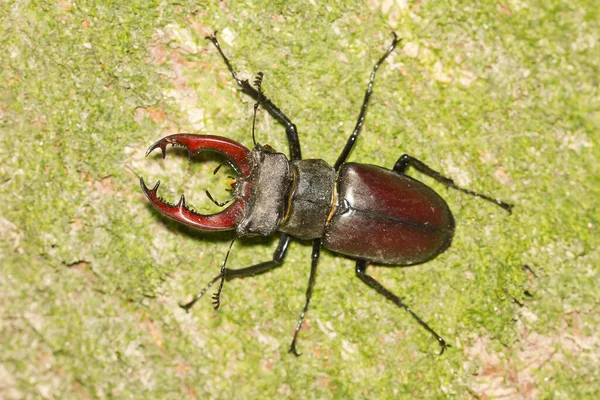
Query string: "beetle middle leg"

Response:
xmin=355 ymin=259 xmax=449 ymax=354
xmin=180 ymin=233 xmax=291 ymax=311
xmin=205 ymin=33 xmax=302 ymax=160
xmin=394 ymin=154 xmax=513 ymax=213
xmin=334 ymin=33 xmax=401 ymax=170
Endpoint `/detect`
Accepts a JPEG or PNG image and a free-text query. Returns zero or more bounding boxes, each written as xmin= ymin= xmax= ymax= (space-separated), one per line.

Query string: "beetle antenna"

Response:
xmin=212 ymin=235 xmax=238 ymax=310
xmin=251 ymin=72 xmax=264 ymax=146
xmin=206 ymin=160 xmax=237 ymax=207
xmin=213 ymin=159 xmax=236 ymax=175
xmin=205 ymin=190 xmax=235 ymax=207
xmin=253 ymin=72 xmax=264 ymax=89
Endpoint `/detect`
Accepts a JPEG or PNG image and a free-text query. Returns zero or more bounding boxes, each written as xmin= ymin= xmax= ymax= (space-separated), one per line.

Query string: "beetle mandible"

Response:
xmin=140 ymin=32 xmax=513 ymax=355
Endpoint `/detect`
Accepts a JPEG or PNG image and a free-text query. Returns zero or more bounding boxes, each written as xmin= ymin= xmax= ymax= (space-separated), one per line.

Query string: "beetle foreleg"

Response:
xmin=355 ymin=260 xmax=449 ymax=355
xmin=179 ymin=233 xmax=291 ymax=311
xmin=205 ymin=32 xmax=302 ymax=160
xmin=393 ymin=154 xmax=513 ymax=213
xmin=289 ymin=239 xmax=321 ymax=356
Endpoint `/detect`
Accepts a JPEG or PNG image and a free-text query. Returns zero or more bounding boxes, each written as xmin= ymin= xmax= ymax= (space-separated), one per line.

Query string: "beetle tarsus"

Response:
xmin=205 ymin=31 xmax=243 ymax=87
xmin=179 ymin=298 xmax=197 ymax=313
xmin=288 ymin=341 xmax=302 ymax=357
xmin=438 ymin=338 xmax=450 ymax=355
xmin=288 ymin=239 xmax=321 ymax=357
xmin=179 ymin=233 xmax=291 ymax=313
xmin=355 ymin=260 xmax=449 ymax=355
xmin=334 ymin=32 xmax=402 ymax=170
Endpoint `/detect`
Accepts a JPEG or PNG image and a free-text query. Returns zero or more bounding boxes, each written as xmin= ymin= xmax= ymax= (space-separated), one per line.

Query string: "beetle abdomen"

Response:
xmin=322 ymin=163 xmax=455 ymax=265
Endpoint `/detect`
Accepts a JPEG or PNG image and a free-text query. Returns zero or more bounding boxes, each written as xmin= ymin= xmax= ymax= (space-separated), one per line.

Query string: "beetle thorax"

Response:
xmin=235 ymin=146 xmax=293 ymax=236
xmin=235 ymin=146 xmax=337 ymax=240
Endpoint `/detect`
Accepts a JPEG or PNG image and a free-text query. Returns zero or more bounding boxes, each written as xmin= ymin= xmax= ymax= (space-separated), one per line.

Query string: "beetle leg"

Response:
xmin=180 ymin=233 xmax=291 ymax=311
xmin=334 ymin=33 xmax=401 ymax=170
xmin=210 ymin=235 xmax=237 ymax=310
xmin=355 ymin=259 xmax=449 ymax=355
xmin=205 ymin=32 xmax=302 ymax=160
xmin=289 ymin=239 xmax=321 ymax=356
xmin=394 ymin=154 xmax=513 ymax=213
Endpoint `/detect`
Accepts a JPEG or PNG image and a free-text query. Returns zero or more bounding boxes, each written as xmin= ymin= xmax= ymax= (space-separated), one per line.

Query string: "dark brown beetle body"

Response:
xmin=233 ymin=146 xmax=456 ymax=265
xmin=324 ymin=163 xmax=455 ymax=265
xmin=141 ymin=33 xmax=512 ymax=356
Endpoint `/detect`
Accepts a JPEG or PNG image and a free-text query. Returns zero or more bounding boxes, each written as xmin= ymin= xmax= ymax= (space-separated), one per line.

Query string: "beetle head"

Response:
xmin=140 ymin=134 xmax=252 ymax=231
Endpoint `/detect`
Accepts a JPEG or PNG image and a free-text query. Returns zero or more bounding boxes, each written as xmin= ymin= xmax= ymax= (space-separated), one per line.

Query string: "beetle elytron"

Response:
xmin=140 ymin=32 xmax=512 ymax=355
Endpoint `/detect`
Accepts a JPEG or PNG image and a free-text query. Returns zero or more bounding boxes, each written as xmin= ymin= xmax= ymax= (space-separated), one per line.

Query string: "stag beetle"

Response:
xmin=140 ymin=32 xmax=512 ymax=355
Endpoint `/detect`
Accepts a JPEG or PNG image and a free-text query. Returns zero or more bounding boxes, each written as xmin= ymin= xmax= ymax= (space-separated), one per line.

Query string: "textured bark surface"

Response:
xmin=1 ymin=1 xmax=598 ymax=398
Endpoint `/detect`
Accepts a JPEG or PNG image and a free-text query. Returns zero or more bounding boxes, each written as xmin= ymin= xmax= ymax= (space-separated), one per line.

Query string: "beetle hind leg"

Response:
xmin=355 ymin=259 xmax=449 ymax=354
xmin=289 ymin=239 xmax=321 ymax=356
xmin=394 ymin=154 xmax=513 ymax=213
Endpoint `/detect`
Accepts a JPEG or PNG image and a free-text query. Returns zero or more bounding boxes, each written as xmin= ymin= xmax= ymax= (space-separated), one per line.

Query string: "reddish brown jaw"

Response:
xmin=141 ymin=134 xmax=252 ymax=231
xmin=145 ymin=134 xmax=252 ymax=176
xmin=140 ymin=178 xmax=244 ymax=231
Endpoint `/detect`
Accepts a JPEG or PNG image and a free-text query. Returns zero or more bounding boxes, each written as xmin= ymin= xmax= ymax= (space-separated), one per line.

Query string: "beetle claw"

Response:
xmin=288 ymin=344 xmax=302 ymax=357
xmin=179 ymin=300 xmax=195 ymax=313
xmin=439 ymin=341 xmax=451 ymax=355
